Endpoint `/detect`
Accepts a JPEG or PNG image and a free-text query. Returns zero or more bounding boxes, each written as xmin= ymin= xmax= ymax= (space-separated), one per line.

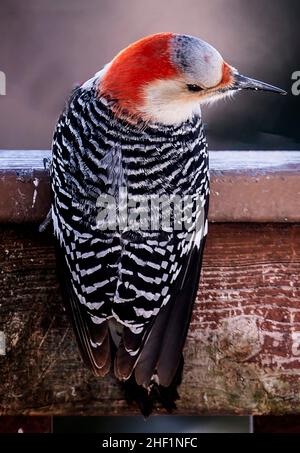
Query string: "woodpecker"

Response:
xmin=51 ymin=33 xmax=285 ymax=415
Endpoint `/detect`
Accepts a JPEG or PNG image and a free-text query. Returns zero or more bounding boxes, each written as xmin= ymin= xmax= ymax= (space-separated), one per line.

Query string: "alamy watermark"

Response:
xmin=0 ymin=331 xmax=6 ymax=355
xmin=291 ymin=71 xmax=300 ymax=96
xmin=0 ymin=71 xmax=6 ymax=95
xmin=95 ymin=188 xmax=206 ymax=242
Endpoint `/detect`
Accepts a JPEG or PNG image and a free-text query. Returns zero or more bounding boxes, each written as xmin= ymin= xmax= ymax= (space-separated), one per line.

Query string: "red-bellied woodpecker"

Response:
xmin=51 ymin=33 xmax=286 ymax=415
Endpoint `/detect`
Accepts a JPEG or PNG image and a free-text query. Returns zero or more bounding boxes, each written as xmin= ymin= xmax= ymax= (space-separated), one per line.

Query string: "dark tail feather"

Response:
xmin=122 ymin=355 xmax=184 ymax=417
xmin=134 ymin=300 xmax=173 ymax=387
xmin=117 ymin=242 xmax=206 ymax=414
xmin=114 ymin=297 xmax=173 ymax=386
xmin=55 ymin=242 xmax=111 ymax=377
xmin=114 ymin=341 xmax=138 ymax=381
xmin=156 ymin=246 xmax=205 ymax=387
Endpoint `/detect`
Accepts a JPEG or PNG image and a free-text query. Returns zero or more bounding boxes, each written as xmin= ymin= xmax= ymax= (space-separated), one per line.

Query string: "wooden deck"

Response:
xmin=0 ymin=150 xmax=299 ymax=415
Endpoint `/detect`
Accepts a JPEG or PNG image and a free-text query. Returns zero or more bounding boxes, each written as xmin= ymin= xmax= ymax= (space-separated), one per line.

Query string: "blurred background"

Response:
xmin=0 ymin=0 xmax=299 ymax=434
xmin=0 ymin=0 xmax=299 ymax=150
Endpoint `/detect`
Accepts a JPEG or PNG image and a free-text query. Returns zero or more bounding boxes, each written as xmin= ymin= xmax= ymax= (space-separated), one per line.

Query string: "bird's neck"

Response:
xmin=94 ymin=92 xmax=203 ymax=141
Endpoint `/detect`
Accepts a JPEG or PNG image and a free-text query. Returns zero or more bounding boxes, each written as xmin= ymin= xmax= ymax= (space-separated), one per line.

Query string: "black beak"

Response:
xmin=233 ymin=73 xmax=287 ymax=95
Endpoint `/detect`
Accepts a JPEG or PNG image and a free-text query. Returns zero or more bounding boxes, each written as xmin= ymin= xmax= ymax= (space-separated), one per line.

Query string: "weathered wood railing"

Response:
xmin=0 ymin=150 xmax=299 ymax=415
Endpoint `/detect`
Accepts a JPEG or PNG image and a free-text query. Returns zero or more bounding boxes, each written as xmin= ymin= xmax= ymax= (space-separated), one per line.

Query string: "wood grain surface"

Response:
xmin=0 ymin=223 xmax=299 ymax=415
xmin=0 ymin=150 xmax=299 ymax=223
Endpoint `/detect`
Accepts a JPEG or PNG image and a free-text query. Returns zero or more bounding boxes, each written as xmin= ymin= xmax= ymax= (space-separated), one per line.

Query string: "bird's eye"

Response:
xmin=186 ymin=84 xmax=203 ymax=92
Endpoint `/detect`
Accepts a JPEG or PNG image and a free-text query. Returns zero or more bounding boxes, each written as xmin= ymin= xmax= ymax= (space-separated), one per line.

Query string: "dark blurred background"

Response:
xmin=0 ymin=0 xmax=299 ymax=150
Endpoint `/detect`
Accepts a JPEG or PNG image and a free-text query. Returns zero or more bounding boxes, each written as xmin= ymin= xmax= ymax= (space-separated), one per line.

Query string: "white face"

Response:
xmin=139 ymin=78 xmax=203 ymax=125
xmin=138 ymin=35 xmax=229 ymax=125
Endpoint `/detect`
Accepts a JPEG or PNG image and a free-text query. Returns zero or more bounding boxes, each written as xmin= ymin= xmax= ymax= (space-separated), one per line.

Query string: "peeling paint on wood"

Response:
xmin=0 ymin=223 xmax=299 ymax=415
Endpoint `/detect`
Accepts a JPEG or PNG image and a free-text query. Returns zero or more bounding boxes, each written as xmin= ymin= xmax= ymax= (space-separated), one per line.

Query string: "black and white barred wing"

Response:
xmin=51 ymin=89 xmax=121 ymax=376
xmin=114 ymin=204 xmax=208 ymax=389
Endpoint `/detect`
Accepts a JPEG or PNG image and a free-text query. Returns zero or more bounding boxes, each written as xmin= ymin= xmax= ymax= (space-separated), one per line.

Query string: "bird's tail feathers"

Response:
xmin=122 ymin=356 xmax=184 ymax=417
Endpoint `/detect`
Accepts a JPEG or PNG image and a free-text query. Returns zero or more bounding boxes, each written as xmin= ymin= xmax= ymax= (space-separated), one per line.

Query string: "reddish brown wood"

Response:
xmin=0 ymin=150 xmax=299 ymax=223
xmin=0 ymin=170 xmax=51 ymax=223
xmin=253 ymin=416 xmax=300 ymax=433
xmin=0 ymin=223 xmax=299 ymax=415
xmin=0 ymin=416 xmax=52 ymax=433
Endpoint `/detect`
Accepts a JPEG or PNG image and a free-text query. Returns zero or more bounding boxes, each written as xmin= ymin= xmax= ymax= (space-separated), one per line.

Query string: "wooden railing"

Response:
xmin=0 ymin=150 xmax=299 ymax=415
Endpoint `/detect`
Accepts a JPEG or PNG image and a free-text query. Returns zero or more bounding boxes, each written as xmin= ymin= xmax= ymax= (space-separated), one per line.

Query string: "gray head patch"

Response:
xmin=171 ymin=34 xmax=224 ymax=88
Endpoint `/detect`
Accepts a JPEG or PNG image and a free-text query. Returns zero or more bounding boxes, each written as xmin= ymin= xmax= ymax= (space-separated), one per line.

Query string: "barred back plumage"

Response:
xmin=51 ymin=82 xmax=209 ymax=414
